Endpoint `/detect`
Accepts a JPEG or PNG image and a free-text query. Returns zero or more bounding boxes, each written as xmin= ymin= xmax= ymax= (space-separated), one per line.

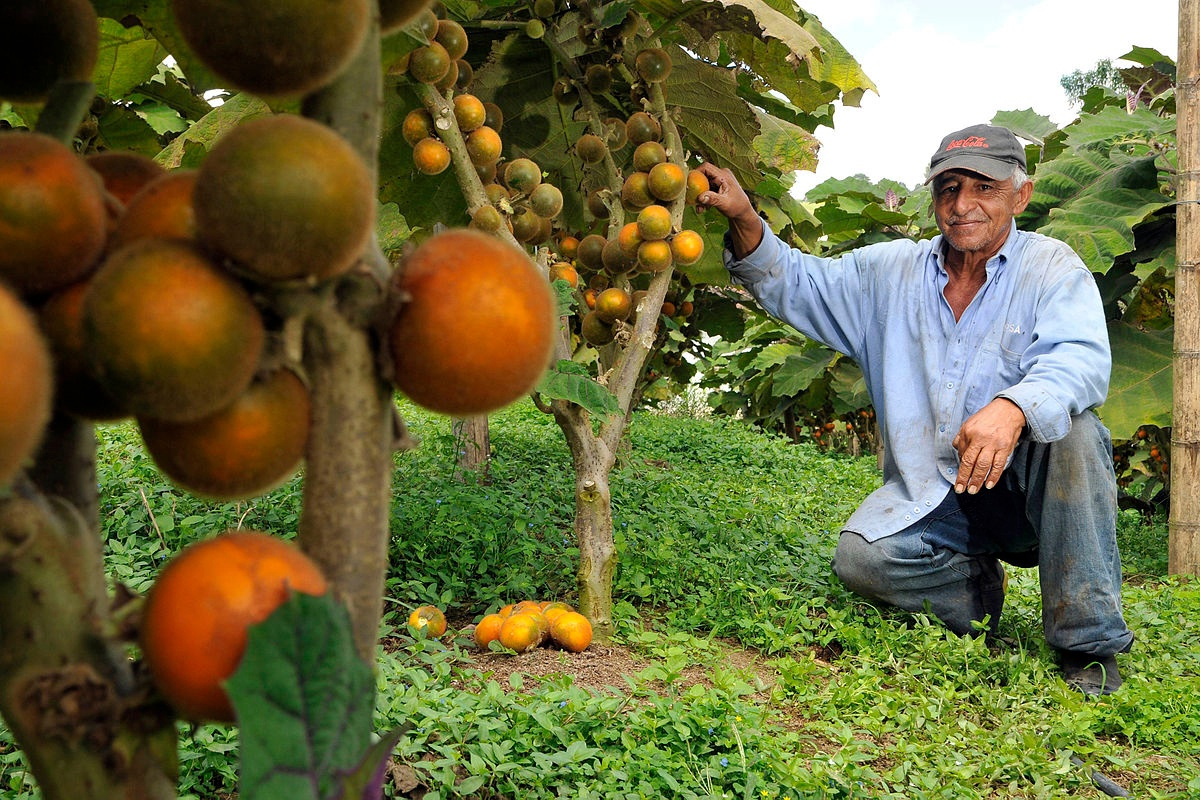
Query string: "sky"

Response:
xmin=790 ymin=0 xmax=1179 ymax=195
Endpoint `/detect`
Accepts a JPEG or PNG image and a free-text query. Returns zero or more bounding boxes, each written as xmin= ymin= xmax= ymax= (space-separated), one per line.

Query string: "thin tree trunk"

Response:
xmin=1172 ymin=0 xmax=1200 ymax=575
xmin=453 ymin=416 xmax=491 ymax=483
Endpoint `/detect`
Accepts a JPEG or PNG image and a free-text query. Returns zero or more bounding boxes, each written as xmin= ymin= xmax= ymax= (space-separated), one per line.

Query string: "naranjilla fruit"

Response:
xmin=140 ymin=531 xmax=329 ymax=722
xmin=0 ymin=285 xmax=53 ymax=487
xmin=408 ymin=605 xmax=448 ymax=637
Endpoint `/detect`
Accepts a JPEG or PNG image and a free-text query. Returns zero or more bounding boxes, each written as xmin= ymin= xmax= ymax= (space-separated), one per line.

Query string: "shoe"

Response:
xmin=1059 ymin=650 xmax=1122 ymax=695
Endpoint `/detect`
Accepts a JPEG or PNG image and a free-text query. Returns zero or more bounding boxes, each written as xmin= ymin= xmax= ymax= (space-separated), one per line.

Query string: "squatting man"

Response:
xmin=695 ymin=124 xmax=1133 ymax=695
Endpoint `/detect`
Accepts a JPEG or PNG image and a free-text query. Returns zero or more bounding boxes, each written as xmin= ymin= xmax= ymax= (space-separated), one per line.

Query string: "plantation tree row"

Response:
xmin=0 ymin=0 xmax=873 ymax=796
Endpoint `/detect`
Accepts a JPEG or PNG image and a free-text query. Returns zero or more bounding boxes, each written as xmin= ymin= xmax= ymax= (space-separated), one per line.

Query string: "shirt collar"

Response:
xmin=930 ymin=220 xmax=1021 ymax=277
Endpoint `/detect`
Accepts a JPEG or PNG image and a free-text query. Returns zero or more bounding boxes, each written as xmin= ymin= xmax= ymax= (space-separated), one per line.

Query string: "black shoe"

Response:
xmin=1059 ymin=651 xmax=1123 ymax=695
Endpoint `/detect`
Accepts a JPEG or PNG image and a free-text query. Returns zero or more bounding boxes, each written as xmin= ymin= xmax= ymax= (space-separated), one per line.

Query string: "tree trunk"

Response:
xmin=1172 ymin=0 xmax=1200 ymax=575
xmin=0 ymin=491 xmax=177 ymax=800
xmin=453 ymin=415 xmax=491 ymax=483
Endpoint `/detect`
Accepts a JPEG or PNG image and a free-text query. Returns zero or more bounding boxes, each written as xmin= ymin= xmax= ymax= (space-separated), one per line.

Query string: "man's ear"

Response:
xmin=1012 ymin=180 xmax=1034 ymax=215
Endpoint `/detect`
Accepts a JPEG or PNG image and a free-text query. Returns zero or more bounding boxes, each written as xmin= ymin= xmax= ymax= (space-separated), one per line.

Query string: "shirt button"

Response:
xmin=946 ymin=382 xmax=954 ymax=389
xmin=939 ymin=425 xmax=947 ymax=433
xmin=925 ymin=500 xmax=933 ymax=506
xmin=904 ymin=515 xmax=912 ymax=521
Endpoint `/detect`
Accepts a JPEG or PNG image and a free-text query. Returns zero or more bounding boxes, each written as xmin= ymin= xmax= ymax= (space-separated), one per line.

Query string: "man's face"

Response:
xmin=932 ymin=170 xmax=1033 ymax=260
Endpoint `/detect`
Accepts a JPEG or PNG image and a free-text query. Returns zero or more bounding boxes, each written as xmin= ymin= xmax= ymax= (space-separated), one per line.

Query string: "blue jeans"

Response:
xmin=833 ymin=411 xmax=1134 ymax=655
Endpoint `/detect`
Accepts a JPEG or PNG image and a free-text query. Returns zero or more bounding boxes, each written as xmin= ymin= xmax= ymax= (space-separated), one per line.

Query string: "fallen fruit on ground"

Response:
xmin=140 ymin=530 xmax=329 ymax=722
xmin=550 ymin=611 xmax=593 ymax=652
xmin=498 ymin=612 xmax=544 ymax=653
xmin=388 ymin=229 xmax=555 ymax=415
xmin=474 ymin=613 xmax=505 ymax=648
xmin=0 ymin=285 xmax=53 ymax=487
xmin=138 ymin=368 xmax=310 ymax=500
xmin=408 ymin=604 xmax=448 ymax=637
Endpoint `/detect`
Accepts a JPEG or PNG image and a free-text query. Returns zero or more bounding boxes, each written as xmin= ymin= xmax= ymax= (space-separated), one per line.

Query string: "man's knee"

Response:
xmin=833 ymin=531 xmax=889 ymax=598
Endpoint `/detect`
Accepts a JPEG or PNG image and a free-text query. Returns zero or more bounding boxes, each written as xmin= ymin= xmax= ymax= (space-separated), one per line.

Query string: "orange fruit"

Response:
xmin=0 ymin=131 xmax=107 ymax=296
xmin=86 ymin=151 xmax=168 ymax=207
xmin=109 ymin=169 xmax=197 ymax=250
xmin=685 ymin=169 xmax=710 ymax=205
xmin=0 ymin=0 xmax=99 ymax=103
xmin=632 ymin=141 xmax=667 ymax=173
xmin=140 ymin=530 xmax=329 ymax=722
xmin=388 ymin=229 xmax=555 ymax=416
xmin=401 ymin=108 xmax=435 ymax=146
xmin=195 ymin=115 xmax=374 ymax=283
xmin=38 ymin=279 xmax=127 ymax=421
xmin=670 ymin=229 xmax=705 ymax=266
xmin=548 ymin=262 xmax=579 ymax=287
xmin=549 ymin=611 xmax=593 ymax=653
xmin=453 ymin=93 xmax=486 ymax=132
xmin=620 ymin=171 xmax=653 ymax=209
xmin=138 ymin=368 xmax=310 ymax=500
xmin=617 ymin=222 xmax=643 ymax=258
xmin=498 ymin=612 xmax=544 ymax=653
xmin=557 ymin=234 xmax=579 ymax=260
xmin=474 ymin=613 xmax=505 ymax=648
xmin=647 ymin=162 xmax=686 ymax=202
xmin=408 ymin=604 xmax=448 ymax=637
xmin=172 ymin=0 xmax=369 ymax=96
xmin=582 ymin=288 xmax=597 ymax=310
xmin=594 ymin=287 xmax=632 ymax=323
xmin=465 ymin=126 xmax=502 ymax=167
xmin=82 ymin=239 xmax=265 ymax=422
xmin=636 ymin=204 xmax=672 ymax=240
xmin=498 ymin=603 xmax=516 ymax=618
xmin=637 ymin=239 xmax=673 ymax=273
xmin=0 ymin=285 xmax=53 ymax=486
xmin=511 ymin=600 xmax=542 ymax=616
xmin=413 ymin=136 xmax=451 ymax=175
xmin=542 ymin=602 xmax=573 ymax=625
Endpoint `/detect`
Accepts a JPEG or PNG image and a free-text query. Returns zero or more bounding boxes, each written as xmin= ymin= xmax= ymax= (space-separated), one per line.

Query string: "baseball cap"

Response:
xmin=925 ymin=124 xmax=1026 ymax=183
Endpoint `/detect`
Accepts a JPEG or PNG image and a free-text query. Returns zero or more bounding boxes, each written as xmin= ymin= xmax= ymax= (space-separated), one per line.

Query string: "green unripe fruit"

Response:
xmin=530 ymin=183 xmax=564 ymax=219
xmin=504 ymin=158 xmax=542 ymax=194
xmin=408 ymin=42 xmax=451 ymax=84
xmin=635 ymin=48 xmax=672 ymax=83
xmin=525 ymin=18 xmax=545 ymax=39
xmin=575 ymin=133 xmax=607 ymax=164
xmin=585 ymin=64 xmax=612 ymax=94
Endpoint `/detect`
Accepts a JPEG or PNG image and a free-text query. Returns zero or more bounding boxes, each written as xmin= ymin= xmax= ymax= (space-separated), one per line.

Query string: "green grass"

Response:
xmin=2 ymin=402 xmax=1198 ymax=798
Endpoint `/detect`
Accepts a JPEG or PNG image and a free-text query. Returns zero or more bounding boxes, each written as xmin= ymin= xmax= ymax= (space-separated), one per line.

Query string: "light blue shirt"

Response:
xmin=725 ymin=218 xmax=1111 ymax=541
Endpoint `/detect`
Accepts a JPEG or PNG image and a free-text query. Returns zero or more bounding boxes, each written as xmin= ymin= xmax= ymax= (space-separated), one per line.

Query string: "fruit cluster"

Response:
xmin=472 ymin=599 xmax=593 ymax=654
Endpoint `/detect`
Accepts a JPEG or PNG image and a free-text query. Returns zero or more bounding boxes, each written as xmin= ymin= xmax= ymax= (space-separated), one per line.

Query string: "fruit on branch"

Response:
xmin=454 ymin=59 xmax=474 ymax=90
xmin=636 ymin=204 xmax=672 ymax=240
xmin=556 ymin=234 xmax=580 ymax=261
xmin=82 ymin=239 xmax=265 ymax=422
xmin=647 ymin=162 xmax=686 ymax=202
xmin=453 ymin=93 xmax=487 ymax=132
xmin=379 ymin=0 xmax=434 ymax=33
xmin=575 ymin=133 xmax=607 ymax=164
xmin=171 ymin=0 xmax=369 ymax=96
xmin=632 ymin=141 xmax=667 ymax=172
xmin=140 ymin=530 xmax=329 ymax=722
xmin=435 ymin=19 xmax=469 ymax=60
xmin=577 ymin=234 xmax=607 ymax=271
xmin=580 ymin=311 xmax=615 ymax=346
xmin=194 ymin=115 xmax=374 ymax=283
xmin=86 ymin=151 xmax=167 ymax=207
xmin=511 ymin=208 xmax=544 ymax=243
xmin=552 ymin=77 xmax=577 ymax=106
xmin=0 ymin=0 xmax=99 ymax=103
xmin=388 ymin=229 xmax=555 ymax=415
xmin=401 ymin=108 xmax=436 ymax=146
xmin=0 ymin=285 xmax=53 ymax=487
xmin=625 ymin=112 xmax=662 ymax=146
xmin=601 ymin=238 xmax=634 ymax=276
xmin=530 ymin=183 xmax=564 ymax=219
xmin=548 ymin=262 xmax=579 ymax=288
xmin=483 ymin=102 xmax=504 ymax=132
xmin=594 ymin=287 xmax=632 ymax=323
xmin=686 ymin=169 xmax=710 ymax=205
xmin=139 ymin=368 xmax=311 ymax=501
xmin=670 ymin=229 xmax=705 ymax=266
xmin=586 ymin=190 xmax=610 ymax=220
xmin=0 ymin=132 xmax=107 ymax=296
xmin=465 ymin=126 xmax=503 ymax=167
xmin=620 ymin=172 xmax=654 ymax=209
xmin=585 ymin=64 xmax=613 ymax=94
xmin=637 ymin=239 xmax=673 ymax=273
xmin=109 ymin=169 xmax=197 ymax=250
xmin=38 ymin=278 xmax=128 ymax=421
xmin=413 ymin=136 xmax=453 ymax=175
xmin=504 ymin=158 xmax=542 ymax=194
xmin=634 ymin=48 xmax=672 ymax=84
xmin=470 ymin=204 xmax=505 ymax=233
xmin=617 ymin=222 xmax=643 ymax=258
xmin=407 ymin=42 xmax=452 ymax=84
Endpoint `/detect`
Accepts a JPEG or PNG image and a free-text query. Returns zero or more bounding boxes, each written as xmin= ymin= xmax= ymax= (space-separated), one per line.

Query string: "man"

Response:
xmin=696 ymin=124 xmax=1133 ymax=695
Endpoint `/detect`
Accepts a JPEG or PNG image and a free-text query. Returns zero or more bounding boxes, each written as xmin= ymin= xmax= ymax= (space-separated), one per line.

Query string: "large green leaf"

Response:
xmin=666 ymin=53 xmax=762 ymax=188
xmin=537 ymin=361 xmax=621 ymax=418
xmin=991 ymin=108 xmax=1059 ymax=146
xmin=156 ymin=92 xmax=271 ymax=167
xmin=1038 ymin=188 xmax=1174 ymax=273
xmin=771 ymin=347 xmax=835 ymax=397
xmin=1101 ymin=322 xmax=1173 ymax=439
xmin=1063 ymin=106 xmax=1176 ymax=152
xmin=94 ymin=0 xmax=227 ymax=94
xmin=93 ymin=17 xmax=168 ymax=100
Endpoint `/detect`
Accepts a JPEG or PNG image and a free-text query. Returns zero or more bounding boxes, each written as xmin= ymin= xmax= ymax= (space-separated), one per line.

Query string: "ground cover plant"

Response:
xmin=3 ymin=402 xmax=1197 ymax=798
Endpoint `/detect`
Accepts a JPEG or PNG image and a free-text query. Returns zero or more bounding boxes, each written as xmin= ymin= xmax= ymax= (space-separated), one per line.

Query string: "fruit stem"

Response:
xmin=33 ymin=80 xmax=95 ymax=145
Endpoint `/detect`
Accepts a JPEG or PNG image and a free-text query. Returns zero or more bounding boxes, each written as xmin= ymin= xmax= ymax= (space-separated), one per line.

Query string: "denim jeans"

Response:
xmin=833 ymin=411 xmax=1134 ymax=655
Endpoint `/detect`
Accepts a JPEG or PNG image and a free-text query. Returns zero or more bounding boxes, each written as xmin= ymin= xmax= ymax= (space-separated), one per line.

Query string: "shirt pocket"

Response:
xmin=964 ymin=338 xmax=1025 ymax=417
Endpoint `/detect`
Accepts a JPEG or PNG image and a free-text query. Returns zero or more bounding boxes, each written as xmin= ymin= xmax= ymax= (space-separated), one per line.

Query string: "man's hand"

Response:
xmin=952 ymin=398 xmax=1026 ymax=494
xmin=695 ymin=163 xmax=763 ymax=258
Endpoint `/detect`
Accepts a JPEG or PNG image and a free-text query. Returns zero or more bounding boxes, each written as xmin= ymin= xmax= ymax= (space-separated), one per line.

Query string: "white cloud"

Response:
xmin=791 ymin=1 xmax=1178 ymax=195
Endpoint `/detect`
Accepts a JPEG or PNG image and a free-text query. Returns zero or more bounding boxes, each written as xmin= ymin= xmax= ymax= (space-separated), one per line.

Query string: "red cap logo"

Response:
xmin=945 ymin=136 xmax=989 ymax=152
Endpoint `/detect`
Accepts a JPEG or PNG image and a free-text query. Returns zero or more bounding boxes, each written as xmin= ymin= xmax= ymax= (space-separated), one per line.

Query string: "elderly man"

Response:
xmin=696 ymin=124 xmax=1133 ymax=694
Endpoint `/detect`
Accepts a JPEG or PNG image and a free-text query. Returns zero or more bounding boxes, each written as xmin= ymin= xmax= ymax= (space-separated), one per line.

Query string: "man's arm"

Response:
xmin=695 ymin=163 xmax=763 ymax=258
